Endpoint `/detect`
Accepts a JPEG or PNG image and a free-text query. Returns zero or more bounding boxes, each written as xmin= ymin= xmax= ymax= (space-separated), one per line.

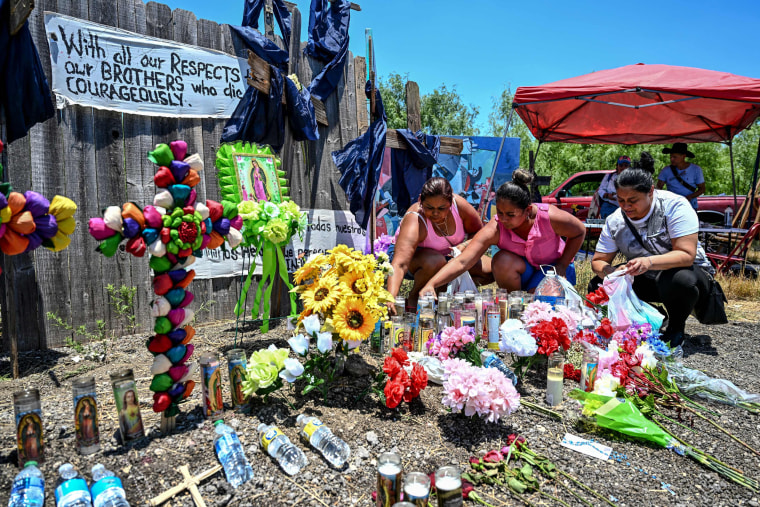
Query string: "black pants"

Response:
xmin=588 ymin=265 xmax=711 ymax=334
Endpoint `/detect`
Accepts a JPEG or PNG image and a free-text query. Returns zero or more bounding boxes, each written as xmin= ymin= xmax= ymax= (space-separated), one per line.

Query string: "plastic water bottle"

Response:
xmin=481 ymin=351 xmax=519 ymax=386
xmin=213 ymin=420 xmax=253 ymax=488
xmin=257 ymin=423 xmax=308 ymax=475
xmin=8 ymin=461 xmax=45 ymax=507
xmin=54 ymin=464 xmax=91 ymax=507
xmin=90 ymin=465 xmax=129 ymax=507
xmin=295 ymin=415 xmax=351 ymax=468
xmin=535 ymin=267 xmax=565 ymax=307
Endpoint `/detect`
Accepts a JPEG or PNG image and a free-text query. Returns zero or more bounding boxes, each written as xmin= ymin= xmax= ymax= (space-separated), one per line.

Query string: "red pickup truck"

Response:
xmin=541 ymin=170 xmax=746 ymax=224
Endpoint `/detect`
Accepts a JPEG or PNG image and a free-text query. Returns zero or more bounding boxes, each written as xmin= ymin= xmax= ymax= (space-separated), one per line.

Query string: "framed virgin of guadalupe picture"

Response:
xmin=215 ymin=142 xmax=287 ymax=205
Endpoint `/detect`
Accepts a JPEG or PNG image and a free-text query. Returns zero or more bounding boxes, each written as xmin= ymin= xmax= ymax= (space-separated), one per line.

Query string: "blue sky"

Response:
xmin=154 ymin=0 xmax=760 ymax=132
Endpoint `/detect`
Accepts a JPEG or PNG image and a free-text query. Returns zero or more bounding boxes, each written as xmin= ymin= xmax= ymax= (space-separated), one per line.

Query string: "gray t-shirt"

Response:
xmin=596 ymin=190 xmax=710 ymax=269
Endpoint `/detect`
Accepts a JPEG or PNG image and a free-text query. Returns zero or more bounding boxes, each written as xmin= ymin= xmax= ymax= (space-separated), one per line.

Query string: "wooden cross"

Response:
xmin=148 ymin=464 xmax=222 ymax=507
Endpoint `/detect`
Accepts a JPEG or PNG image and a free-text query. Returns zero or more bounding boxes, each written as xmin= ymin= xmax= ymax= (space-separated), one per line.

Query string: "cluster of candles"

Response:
xmin=11 ymin=348 xmax=251 ymax=467
xmin=371 ymin=289 xmax=541 ymax=356
xmin=376 ymin=452 xmax=463 ymax=507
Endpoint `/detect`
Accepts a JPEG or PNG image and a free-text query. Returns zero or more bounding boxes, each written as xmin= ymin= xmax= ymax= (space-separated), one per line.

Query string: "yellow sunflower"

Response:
xmin=300 ymin=275 xmax=344 ymax=314
xmin=339 ymin=270 xmax=370 ymax=295
xmin=332 ymin=252 xmax=366 ymax=274
xmin=293 ymin=253 xmax=329 ymax=284
xmin=333 ymin=298 xmax=377 ymax=342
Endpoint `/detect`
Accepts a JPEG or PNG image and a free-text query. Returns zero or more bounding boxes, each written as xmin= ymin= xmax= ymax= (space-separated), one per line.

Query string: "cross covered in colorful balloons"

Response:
xmin=88 ymin=140 xmax=242 ymax=419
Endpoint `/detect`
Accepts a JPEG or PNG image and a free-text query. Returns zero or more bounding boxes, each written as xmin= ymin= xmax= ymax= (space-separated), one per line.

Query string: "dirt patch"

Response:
xmin=1 ymin=316 xmax=759 ymax=506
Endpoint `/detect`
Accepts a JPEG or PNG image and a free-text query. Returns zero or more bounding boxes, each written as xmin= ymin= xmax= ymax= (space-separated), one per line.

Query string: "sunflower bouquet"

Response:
xmin=289 ymin=245 xmax=393 ymax=399
xmin=293 ymin=244 xmax=393 ymax=345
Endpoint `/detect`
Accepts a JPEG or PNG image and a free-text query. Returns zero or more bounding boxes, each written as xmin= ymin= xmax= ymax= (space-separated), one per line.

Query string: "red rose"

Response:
xmin=382 ymin=357 xmax=401 ymax=378
xmin=410 ymin=363 xmax=428 ymax=392
xmin=596 ymin=318 xmax=615 ymax=339
xmin=384 ymin=379 xmax=405 ymax=409
xmin=482 ymin=450 xmax=503 ymax=463
xmin=462 ymin=479 xmax=475 ymax=499
xmin=393 ymin=367 xmax=410 ymax=387
xmin=468 ymin=457 xmax=481 ymax=464
xmin=391 ymin=347 xmax=409 ymax=366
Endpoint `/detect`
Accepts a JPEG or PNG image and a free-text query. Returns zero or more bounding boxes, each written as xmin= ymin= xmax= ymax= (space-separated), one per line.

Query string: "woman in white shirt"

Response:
xmin=590 ymin=168 xmax=712 ymax=346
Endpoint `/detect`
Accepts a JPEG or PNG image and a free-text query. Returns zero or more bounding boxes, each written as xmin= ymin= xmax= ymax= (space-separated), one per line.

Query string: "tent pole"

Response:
xmin=729 ymin=140 xmax=738 ymax=212
xmin=478 ymin=107 xmax=514 ymax=222
xmin=748 ymin=134 xmax=760 ymax=225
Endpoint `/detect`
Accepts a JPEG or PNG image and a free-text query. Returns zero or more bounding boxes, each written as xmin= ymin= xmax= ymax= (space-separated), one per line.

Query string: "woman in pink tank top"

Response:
xmin=421 ymin=170 xmax=585 ymax=294
xmin=387 ymin=178 xmax=493 ymax=312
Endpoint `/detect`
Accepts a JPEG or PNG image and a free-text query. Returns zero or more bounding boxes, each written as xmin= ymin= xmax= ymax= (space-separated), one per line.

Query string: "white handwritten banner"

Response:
xmin=44 ymin=12 xmax=248 ymax=118
xmin=193 ymin=209 xmax=368 ymax=280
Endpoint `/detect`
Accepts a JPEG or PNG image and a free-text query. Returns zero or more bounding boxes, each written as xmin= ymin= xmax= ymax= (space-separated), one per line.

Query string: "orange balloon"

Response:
xmin=122 ymin=202 xmax=145 ymax=228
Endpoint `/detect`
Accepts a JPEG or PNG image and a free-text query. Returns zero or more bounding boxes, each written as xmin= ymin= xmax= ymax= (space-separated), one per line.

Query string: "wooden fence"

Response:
xmin=0 ymin=0 xmax=361 ymax=351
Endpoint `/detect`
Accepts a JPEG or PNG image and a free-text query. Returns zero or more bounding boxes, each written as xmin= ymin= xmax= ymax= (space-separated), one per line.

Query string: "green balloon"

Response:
xmin=154 ymin=317 xmax=172 ymax=334
xmin=149 ymin=255 xmax=172 ymax=273
xmin=150 ymin=373 xmax=173 ymax=392
xmin=147 ymin=144 xmax=174 ymax=167
xmin=97 ymin=234 xmax=123 ymax=257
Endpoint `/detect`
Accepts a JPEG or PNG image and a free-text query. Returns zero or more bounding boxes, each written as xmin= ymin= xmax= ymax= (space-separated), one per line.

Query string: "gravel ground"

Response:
xmin=0 ymin=316 xmax=759 ymax=507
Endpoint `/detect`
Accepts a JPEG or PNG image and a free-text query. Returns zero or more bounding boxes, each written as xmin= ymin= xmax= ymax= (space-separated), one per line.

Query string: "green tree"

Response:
xmin=420 ymin=84 xmax=479 ymax=136
xmin=377 ymin=72 xmax=408 ymax=130
xmin=377 ymin=73 xmax=480 ymax=136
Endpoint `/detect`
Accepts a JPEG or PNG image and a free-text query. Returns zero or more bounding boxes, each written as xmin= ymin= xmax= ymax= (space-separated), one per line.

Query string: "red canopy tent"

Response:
xmin=502 ymin=63 xmax=760 ymax=218
xmin=512 ymin=63 xmax=760 ymax=145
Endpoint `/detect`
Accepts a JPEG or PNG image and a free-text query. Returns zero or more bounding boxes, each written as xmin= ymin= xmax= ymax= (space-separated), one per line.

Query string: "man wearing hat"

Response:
xmin=656 ymin=143 xmax=705 ymax=209
xmin=597 ymin=155 xmax=631 ymax=219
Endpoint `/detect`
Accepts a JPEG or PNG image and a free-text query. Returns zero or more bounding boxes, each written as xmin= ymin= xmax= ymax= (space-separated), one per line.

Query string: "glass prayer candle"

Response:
xmin=377 ymin=452 xmax=403 ymax=506
xmin=200 ymin=353 xmax=224 ymax=420
xmin=435 ymin=466 xmax=463 ymax=507
xmin=14 ymin=389 xmax=44 ymax=466
xmin=226 ymin=348 xmax=249 ymax=409
xmin=546 ymin=351 xmax=564 ymax=407
xmin=110 ymin=369 xmax=144 ymax=443
xmin=72 ymin=376 xmax=100 ymax=455
xmin=403 ymin=471 xmax=431 ymax=506
xmin=580 ymin=348 xmax=599 ymax=393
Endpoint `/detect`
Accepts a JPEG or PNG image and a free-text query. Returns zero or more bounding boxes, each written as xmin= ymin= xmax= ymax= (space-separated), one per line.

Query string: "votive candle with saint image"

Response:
xmin=376 ymin=452 xmax=403 ymax=507
xmin=435 ymin=465 xmax=463 ymax=506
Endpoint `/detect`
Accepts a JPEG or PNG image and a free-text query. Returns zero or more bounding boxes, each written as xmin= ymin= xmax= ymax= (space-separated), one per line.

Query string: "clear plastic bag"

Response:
xmin=446 ymin=247 xmax=478 ymax=294
xmin=602 ymin=271 xmax=664 ymax=330
xmin=557 ymin=275 xmax=583 ymax=307
xmin=666 ymin=360 xmax=760 ymax=409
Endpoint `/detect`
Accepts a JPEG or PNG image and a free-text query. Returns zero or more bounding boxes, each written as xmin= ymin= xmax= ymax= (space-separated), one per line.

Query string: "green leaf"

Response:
xmin=508 ymin=478 xmax=527 ymax=494
xmin=302 ymin=384 xmax=317 ymax=395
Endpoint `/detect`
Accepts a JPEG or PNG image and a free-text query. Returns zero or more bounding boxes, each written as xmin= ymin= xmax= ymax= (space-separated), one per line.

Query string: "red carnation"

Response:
xmin=596 ymin=318 xmax=615 ymax=339
xmin=391 ymin=347 xmax=409 ymax=366
xmin=410 ymin=363 xmax=428 ymax=392
xmin=622 ymin=338 xmax=637 ymax=355
xmin=384 ymin=379 xmax=405 ymax=409
xmin=563 ymin=364 xmax=581 ymax=382
xmin=393 ymin=368 xmax=410 ymax=392
xmin=382 ymin=356 xmax=401 ymax=378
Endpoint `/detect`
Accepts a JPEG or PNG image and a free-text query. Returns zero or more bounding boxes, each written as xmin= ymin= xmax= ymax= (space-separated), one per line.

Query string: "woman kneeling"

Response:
xmin=387 ymin=177 xmax=492 ymax=313
xmin=420 ymin=170 xmax=585 ymax=296
xmin=590 ymin=168 xmax=712 ymax=347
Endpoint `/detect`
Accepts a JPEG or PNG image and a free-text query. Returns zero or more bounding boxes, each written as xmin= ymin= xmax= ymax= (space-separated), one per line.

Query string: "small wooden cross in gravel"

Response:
xmin=147 ymin=464 xmax=223 ymax=507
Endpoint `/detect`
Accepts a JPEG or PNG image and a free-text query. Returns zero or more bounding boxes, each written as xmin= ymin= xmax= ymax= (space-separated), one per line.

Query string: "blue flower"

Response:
xmin=645 ymin=336 xmax=671 ymax=357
